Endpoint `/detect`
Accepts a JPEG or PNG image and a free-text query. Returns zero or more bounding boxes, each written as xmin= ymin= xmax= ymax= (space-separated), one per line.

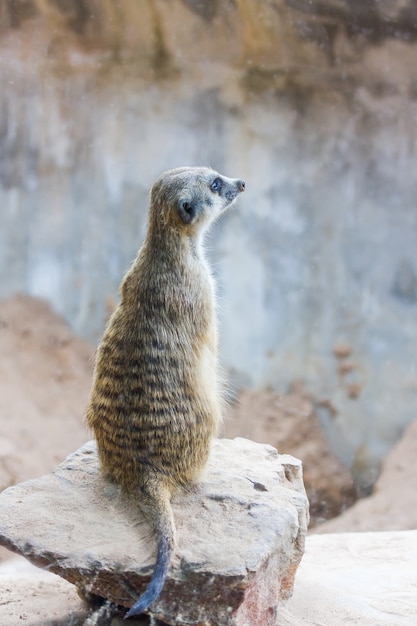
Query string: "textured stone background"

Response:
xmin=1 ymin=1 xmax=417 ymax=471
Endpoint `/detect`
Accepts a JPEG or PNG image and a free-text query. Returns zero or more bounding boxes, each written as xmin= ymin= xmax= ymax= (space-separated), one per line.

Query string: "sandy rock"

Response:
xmin=0 ymin=438 xmax=308 ymax=626
xmin=279 ymin=531 xmax=417 ymax=626
xmin=315 ymin=419 xmax=417 ymax=533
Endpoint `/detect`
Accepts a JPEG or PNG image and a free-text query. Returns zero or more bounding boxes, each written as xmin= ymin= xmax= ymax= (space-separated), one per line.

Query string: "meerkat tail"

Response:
xmin=124 ymin=531 xmax=172 ymax=618
xmin=124 ymin=491 xmax=175 ymax=619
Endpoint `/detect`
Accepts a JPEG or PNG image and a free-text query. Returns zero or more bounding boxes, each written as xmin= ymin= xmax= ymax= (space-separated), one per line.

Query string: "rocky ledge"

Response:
xmin=0 ymin=438 xmax=309 ymax=625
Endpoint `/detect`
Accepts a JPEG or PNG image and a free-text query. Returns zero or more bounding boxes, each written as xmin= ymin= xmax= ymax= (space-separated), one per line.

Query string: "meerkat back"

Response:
xmin=86 ymin=166 xmax=245 ymax=618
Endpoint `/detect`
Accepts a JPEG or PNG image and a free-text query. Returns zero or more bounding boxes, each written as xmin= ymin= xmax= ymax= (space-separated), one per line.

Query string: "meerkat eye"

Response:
xmin=210 ymin=178 xmax=222 ymax=193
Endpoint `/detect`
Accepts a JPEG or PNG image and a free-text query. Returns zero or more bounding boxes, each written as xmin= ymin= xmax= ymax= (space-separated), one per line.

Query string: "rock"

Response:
xmin=314 ymin=419 xmax=417 ymax=533
xmin=0 ymin=438 xmax=309 ymax=626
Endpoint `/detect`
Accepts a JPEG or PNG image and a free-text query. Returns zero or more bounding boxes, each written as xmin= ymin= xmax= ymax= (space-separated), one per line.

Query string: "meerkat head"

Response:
xmin=149 ymin=166 xmax=245 ymax=235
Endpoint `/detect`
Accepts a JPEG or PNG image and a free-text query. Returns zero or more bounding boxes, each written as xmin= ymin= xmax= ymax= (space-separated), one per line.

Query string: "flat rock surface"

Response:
xmin=279 ymin=530 xmax=417 ymax=626
xmin=0 ymin=438 xmax=309 ymax=625
xmin=0 ymin=556 xmax=87 ymax=626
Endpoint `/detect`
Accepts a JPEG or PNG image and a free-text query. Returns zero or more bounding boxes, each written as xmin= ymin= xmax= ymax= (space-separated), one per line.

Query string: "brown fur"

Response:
xmin=86 ymin=166 xmax=245 ymax=617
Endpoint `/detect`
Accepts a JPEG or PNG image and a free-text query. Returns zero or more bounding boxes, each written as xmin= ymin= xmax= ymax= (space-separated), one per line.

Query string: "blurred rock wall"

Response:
xmin=1 ymin=0 xmax=417 ymax=479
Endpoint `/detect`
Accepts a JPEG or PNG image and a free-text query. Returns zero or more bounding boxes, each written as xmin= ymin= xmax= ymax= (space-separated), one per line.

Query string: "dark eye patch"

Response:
xmin=210 ymin=177 xmax=222 ymax=193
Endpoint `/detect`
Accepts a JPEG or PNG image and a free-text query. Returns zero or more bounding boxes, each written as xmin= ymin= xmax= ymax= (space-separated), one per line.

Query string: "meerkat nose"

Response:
xmin=238 ymin=180 xmax=246 ymax=192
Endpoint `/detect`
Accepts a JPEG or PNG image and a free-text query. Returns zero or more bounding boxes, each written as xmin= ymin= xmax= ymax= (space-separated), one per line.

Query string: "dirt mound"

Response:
xmin=315 ymin=418 xmax=417 ymax=533
xmin=223 ymin=388 xmax=357 ymax=527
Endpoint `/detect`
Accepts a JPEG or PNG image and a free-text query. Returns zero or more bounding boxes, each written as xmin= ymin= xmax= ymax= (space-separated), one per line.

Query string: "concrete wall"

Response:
xmin=1 ymin=0 xmax=417 ymax=484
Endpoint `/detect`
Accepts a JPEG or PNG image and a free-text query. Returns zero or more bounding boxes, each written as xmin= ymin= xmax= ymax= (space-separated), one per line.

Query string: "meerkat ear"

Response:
xmin=177 ymin=199 xmax=196 ymax=224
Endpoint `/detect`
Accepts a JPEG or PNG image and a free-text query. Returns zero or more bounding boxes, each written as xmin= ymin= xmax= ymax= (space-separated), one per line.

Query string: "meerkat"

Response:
xmin=86 ymin=166 xmax=245 ymax=619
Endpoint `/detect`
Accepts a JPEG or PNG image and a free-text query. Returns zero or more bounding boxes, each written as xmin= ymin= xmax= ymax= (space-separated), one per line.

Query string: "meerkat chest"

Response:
xmin=194 ymin=263 xmax=217 ymax=350
xmin=192 ymin=265 xmax=220 ymax=404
